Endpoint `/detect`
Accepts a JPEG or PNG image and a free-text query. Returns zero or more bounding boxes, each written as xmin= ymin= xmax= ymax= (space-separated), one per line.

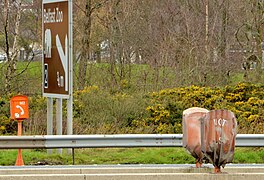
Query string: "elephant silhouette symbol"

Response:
xmin=44 ymin=29 xmax=52 ymax=58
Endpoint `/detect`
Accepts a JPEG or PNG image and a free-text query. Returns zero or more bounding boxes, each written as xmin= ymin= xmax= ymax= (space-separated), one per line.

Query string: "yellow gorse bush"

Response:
xmin=0 ymin=83 xmax=263 ymax=135
xmin=132 ymin=83 xmax=263 ymax=134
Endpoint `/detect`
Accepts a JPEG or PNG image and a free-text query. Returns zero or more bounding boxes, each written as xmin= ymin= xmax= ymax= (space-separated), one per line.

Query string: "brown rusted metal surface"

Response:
xmin=214 ymin=166 xmax=221 ymax=173
xmin=201 ymin=109 xmax=237 ymax=173
xmin=182 ymin=107 xmax=209 ymax=167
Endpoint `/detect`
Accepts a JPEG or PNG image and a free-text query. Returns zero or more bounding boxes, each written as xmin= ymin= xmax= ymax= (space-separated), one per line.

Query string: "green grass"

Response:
xmin=0 ymin=61 xmax=42 ymax=94
xmin=230 ymin=72 xmax=244 ymax=85
xmin=233 ymin=148 xmax=264 ymax=164
xmin=1 ymin=61 xmax=260 ymax=96
xmin=0 ymin=147 xmax=263 ymax=166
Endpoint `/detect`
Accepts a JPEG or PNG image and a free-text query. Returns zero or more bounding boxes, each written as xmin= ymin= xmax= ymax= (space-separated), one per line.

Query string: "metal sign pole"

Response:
xmin=67 ymin=97 xmax=73 ymax=154
xmin=56 ymin=98 xmax=63 ymax=154
xmin=67 ymin=0 xmax=73 ymax=155
xmin=47 ymin=97 xmax=53 ymax=154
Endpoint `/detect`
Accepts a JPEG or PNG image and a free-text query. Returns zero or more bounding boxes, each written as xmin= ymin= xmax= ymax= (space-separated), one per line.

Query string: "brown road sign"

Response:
xmin=43 ymin=0 xmax=72 ymax=98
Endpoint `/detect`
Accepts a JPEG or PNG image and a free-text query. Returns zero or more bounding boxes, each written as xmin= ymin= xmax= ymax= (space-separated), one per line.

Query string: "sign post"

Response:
xmin=10 ymin=95 xmax=29 ymax=166
xmin=42 ymin=0 xmax=73 ymax=154
xmin=47 ymin=97 xmax=53 ymax=154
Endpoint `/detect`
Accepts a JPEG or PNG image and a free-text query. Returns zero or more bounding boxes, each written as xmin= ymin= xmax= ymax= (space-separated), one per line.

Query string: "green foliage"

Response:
xmin=0 ymin=95 xmax=17 ymax=135
xmin=132 ymin=83 xmax=264 ymax=134
xmin=72 ymin=85 xmax=147 ymax=134
xmin=0 ymin=83 xmax=263 ymax=135
xmin=23 ymin=95 xmax=47 ymax=135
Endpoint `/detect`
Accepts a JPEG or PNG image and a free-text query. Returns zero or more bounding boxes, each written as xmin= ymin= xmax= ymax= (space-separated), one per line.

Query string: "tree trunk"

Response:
xmin=253 ymin=1 xmax=263 ymax=82
xmin=4 ymin=0 xmax=22 ymax=93
xmin=109 ymin=0 xmax=122 ymax=90
xmin=219 ymin=0 xmax=228 ymax=59
xmin=219 ymin=0 xmax=229 ymax=84
xmin=78 ymin=0 xmax=92 ymax=90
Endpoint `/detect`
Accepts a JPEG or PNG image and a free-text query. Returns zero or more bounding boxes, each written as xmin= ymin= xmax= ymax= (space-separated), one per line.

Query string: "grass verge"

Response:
xmin=0 ymin=147 xmax=263 ymax=166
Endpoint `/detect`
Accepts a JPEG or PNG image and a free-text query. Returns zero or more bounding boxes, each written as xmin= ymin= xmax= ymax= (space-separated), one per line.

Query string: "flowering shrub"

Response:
xmin=73 ymin=85 xmax=147 ymax=134
xmin=0 ymin=83 xmax=262 ymax=135
xmin=0 ymin=94 xmax=18 ymax=135
xmin=132 ymin=83 xmax=263 ymax=134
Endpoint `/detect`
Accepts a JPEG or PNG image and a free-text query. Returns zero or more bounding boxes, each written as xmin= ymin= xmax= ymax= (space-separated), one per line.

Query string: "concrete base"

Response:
xmin=1 ymin=166 xmax=264 ymax=175
xmin=0 ymin=173 xmax=264 ymax=180
xmin=0 ymin=165 xmax=263 ymax=180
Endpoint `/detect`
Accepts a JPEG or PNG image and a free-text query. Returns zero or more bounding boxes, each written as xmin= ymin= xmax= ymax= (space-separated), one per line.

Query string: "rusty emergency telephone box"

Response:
xmin=182 ymin=107 xmax=209 ymax=167
xmin=201 ymin=109 xmax=237 ymax=173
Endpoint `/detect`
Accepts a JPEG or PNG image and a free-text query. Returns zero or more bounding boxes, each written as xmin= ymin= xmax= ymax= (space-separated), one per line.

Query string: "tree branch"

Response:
xmin=12 ymin=53 xmax=35 ymax=78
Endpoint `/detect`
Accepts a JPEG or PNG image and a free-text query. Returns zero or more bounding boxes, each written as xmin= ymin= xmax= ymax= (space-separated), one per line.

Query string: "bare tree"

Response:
xmin=77 ymin=0 xmax=92 ymax=90
xmin=0 ymin=0 xmax=41 ymax=94
xmin=74 ymin=0 xmax=108 ymax=90
xmin=75 ymin=0 xmax=263 ymax=90
xmin=234 ymin=0 xmax=264 ymax=82
xmin=250 ymin=0 xmax=264 ymax=82
xmin=3 ymin=0 xmax=22 ymax=93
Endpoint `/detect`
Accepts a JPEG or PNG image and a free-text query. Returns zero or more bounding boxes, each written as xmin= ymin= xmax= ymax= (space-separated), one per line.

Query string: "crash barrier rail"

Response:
xmin=0 ymin=134 xmax=263 ymax=149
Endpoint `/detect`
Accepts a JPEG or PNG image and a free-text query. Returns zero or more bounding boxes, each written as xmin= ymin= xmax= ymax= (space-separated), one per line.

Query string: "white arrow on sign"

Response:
xmin=56 ymin=34 xmax=68 ymax=91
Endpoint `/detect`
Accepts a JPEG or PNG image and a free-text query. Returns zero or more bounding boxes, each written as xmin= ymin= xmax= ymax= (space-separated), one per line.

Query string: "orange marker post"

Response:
xmin=10 ymin=95 xmax=29 ymax=166
xmin=15 ymin=120 xmax=24 ymax=166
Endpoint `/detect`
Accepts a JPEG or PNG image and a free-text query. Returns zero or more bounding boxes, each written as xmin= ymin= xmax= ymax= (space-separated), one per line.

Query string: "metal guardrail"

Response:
xmin=0 ymin=134 xmax=263 ymax=149
xmin=234 ymin=134 xmax=264 ymax=147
